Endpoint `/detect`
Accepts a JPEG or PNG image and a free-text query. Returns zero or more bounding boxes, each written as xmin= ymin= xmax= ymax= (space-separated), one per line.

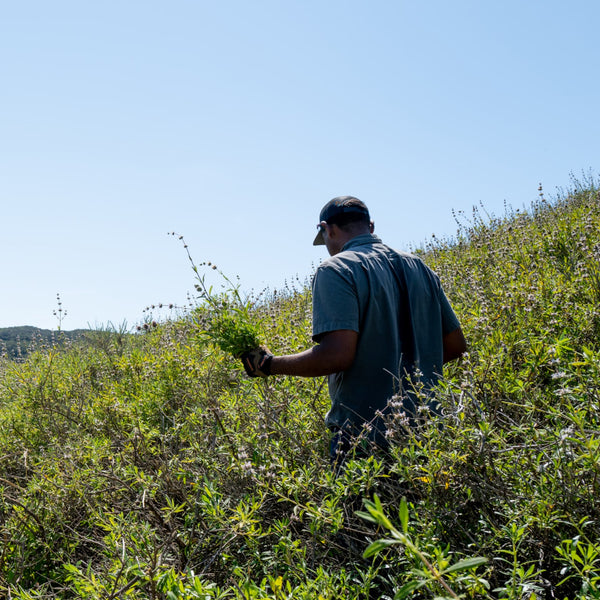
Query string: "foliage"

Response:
xmin=170 ymin=233 xmax=262 ymax=357
xmin=1 ymin=174 xmax=600 ymax=598
xmin=358 ymin=494 xmax=489 ymax=598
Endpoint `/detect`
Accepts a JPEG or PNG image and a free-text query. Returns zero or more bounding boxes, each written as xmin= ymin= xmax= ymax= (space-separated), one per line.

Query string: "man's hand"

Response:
xmin=241 ymin=346 xmax=274 ymax=378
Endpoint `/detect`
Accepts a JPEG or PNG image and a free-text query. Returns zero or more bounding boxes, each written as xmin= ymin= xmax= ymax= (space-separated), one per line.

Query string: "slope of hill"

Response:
xmin=0 ymin=326 xmax=88 ymax=359
xmin=0 ymin=176 xmax=599 ymax=598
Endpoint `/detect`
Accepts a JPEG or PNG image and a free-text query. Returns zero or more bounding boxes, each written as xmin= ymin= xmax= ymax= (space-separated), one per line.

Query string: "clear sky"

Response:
xmin=1 ymin=1 xmax=598 ymax=330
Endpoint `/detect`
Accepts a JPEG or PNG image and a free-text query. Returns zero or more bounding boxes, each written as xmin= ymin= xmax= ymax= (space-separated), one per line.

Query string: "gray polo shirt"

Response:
xmin=312 ymin=234 xmax=460 ymax=437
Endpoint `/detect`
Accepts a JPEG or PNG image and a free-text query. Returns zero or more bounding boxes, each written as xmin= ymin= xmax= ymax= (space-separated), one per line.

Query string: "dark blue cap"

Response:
xmin=313 ymin=196 xmax=370 ymax=245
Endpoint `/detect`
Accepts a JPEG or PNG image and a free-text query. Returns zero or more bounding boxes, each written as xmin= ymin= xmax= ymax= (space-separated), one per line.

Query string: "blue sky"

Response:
xmin=1 ymin=1 xmax=598 ymax=330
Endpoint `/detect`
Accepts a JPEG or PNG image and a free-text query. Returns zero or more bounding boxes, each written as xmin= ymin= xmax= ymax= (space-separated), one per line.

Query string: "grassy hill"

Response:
xmin=0 ymin=326 xmax=88 ymax=360
xmin=1 ymin=175 xmax=599 ymax=598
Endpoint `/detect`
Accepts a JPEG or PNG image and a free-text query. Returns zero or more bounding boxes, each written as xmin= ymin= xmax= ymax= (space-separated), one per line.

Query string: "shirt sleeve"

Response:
xmin=438 ymin=287 xmax=461 ymax=335
xmin=312 ymin=261 xmax=360 ymax=341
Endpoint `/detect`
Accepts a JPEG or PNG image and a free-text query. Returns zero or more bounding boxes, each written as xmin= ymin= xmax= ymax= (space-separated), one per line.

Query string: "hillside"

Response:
xmin=0 ymin=176 xmax=599 ymax=599
xmin=0 ymin=326 xmax=88 ymax=359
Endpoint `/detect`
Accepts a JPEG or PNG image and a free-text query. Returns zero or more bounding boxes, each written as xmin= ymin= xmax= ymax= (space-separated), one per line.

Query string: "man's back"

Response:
xmin=312 ymin=233 xmax=460 ymax=439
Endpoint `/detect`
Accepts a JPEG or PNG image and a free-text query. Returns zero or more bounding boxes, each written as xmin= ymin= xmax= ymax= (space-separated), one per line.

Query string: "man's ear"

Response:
xmin=324 ymin=222 xmax=337 ymax=238
xmin=369 ymin=220 xmax=375 ymax=233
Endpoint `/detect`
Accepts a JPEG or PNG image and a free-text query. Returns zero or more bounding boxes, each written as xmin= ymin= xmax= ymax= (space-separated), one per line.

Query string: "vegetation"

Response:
xmin=1 ymin=174 xmax=599 ymax=599
xmin=0 ymin=326 xmax=87 ymax=360
xmin=169 ymin=232 xmax=263 ymax=358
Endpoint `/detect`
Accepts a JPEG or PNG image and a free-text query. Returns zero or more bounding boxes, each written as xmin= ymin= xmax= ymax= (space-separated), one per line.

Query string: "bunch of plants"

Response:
xmin=169 ymin=232 xmax=264 ymax=358
xmin=0 ymin=174 xmax=599 ymax=598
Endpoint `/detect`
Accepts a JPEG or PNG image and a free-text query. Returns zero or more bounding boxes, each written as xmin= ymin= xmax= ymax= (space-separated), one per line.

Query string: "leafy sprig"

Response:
xmin=171 ymin=232 xmax=262 ymax=357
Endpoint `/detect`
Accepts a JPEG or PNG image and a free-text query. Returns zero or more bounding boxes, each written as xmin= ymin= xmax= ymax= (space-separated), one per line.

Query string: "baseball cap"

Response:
xmin=313 ymin=196 xmax=370 ymax=246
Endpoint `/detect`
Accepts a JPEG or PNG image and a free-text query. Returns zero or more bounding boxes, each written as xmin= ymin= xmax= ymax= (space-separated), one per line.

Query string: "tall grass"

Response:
xmin=0 ymin=175 xmax=599 ymax=598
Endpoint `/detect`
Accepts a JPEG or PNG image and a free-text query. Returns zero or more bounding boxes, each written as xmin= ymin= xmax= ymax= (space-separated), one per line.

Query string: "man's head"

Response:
xmin=313 ymin=196 xmax=373 ymax=255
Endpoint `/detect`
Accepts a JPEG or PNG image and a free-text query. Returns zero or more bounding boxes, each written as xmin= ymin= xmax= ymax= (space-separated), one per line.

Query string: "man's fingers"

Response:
xmin=240 ymin=347 xmax=272 ymax=378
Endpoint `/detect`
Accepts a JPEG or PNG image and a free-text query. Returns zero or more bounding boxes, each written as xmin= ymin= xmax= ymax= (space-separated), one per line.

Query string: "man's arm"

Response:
xmin=443 ymin=327 xmax=467 ymax=363
xmin=269 ymin=329 xmax=358 ymax=377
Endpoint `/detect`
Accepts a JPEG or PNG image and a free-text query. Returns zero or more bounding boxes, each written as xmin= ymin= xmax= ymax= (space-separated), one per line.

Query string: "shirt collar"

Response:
xmin=342 ymin=233 xmax=382 ymax=251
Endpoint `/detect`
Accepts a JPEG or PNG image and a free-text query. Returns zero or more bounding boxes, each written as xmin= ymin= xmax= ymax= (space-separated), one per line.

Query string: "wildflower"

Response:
xmin=555 ymin=388 xmax=572 ymax=397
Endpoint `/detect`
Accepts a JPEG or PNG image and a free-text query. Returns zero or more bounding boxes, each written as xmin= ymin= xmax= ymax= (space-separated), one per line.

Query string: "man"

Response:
xmin=242 ymin=196 xmax=466 ymax=461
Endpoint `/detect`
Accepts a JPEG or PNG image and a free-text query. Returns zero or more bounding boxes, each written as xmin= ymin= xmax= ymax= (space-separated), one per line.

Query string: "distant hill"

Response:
xmin=0 ymin=326 xmax=89 ymax=359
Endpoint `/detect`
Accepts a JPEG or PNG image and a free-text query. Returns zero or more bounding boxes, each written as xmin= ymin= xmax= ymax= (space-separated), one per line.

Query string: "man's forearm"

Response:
xmin=270 ymin=348 xmax=338 ymax=377
xmin=443 ymin=327 xmax=467 ymax=363
xmin=269 ymin=330 xmax=358 ymax=377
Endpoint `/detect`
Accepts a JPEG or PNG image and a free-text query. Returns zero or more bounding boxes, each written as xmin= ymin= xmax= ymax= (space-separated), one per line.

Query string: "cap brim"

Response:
xmin=313 ymin=229 xmax=325 ymax=246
